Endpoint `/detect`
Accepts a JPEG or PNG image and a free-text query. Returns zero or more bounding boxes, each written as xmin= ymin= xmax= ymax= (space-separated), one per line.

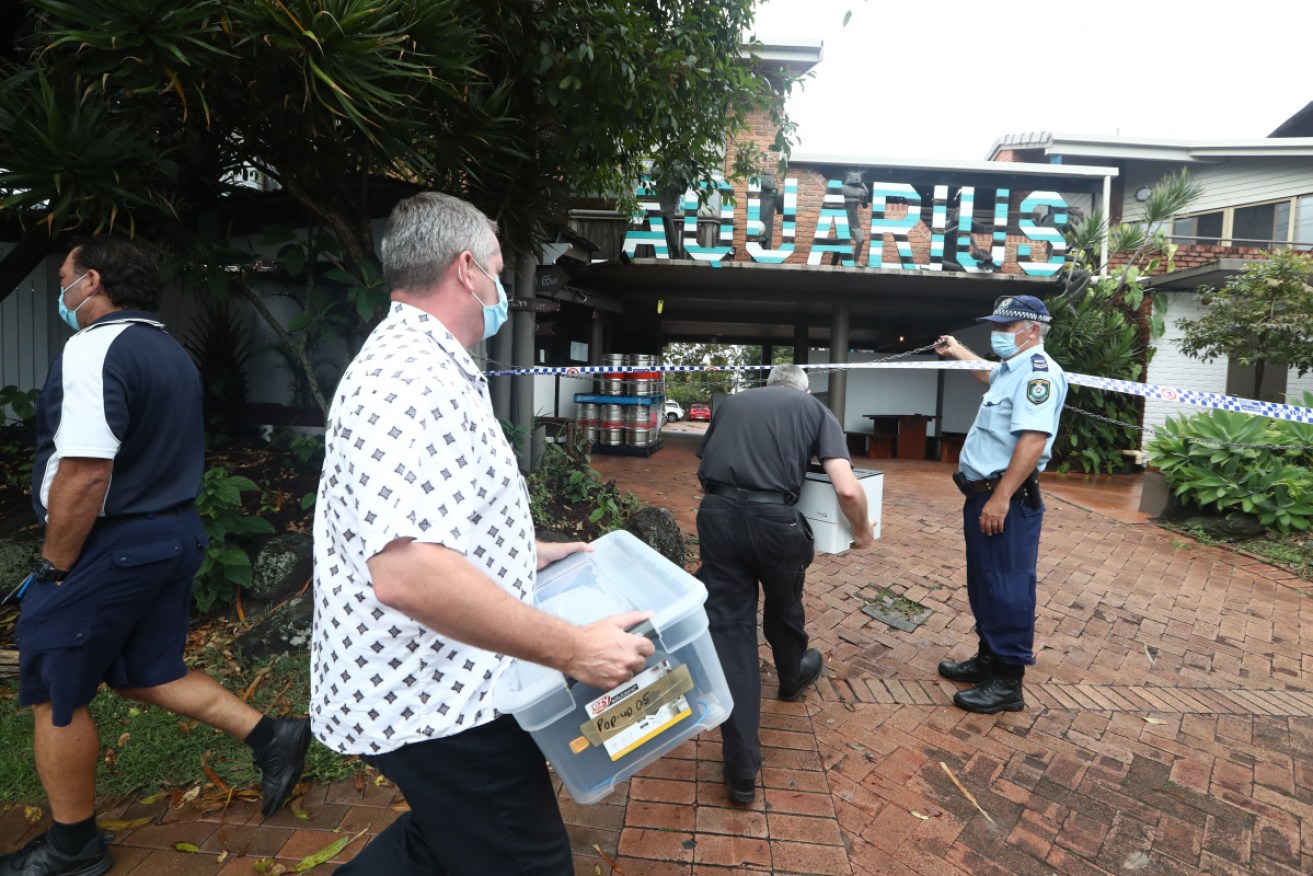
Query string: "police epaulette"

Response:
xmin=1030 ymin=353 xmax=1049 ymax=372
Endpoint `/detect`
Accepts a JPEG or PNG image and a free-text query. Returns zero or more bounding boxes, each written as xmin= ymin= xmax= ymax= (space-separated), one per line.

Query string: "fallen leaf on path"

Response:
xmin=173 ymin=842 xmax=201 ymax=852
xmin=293 ymin=825 xmax=369 ymax=872
xmin=138 ymin=791 xmax=167 ymax=806
xmin=97 ymin=817 xmax=154 ymax=831
xmin=253 ymin=859 xmax=287 ymax=874
xmin=389 ymin=801 xmax=410 ymax=813
xmin=1142 ymin=717 xmax=1166 ymax=725
xmin=290 ymin=797 xmax=313 ymax=820
xmin=23 ymin=805 xmax=42 ymax=825
xmin=938 ymin=761 xmax=995 ymax=826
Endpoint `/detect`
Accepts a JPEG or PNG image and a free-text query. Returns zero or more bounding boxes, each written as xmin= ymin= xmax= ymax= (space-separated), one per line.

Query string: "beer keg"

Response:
xmin=601 ymin=404 xmax=625 ymax=445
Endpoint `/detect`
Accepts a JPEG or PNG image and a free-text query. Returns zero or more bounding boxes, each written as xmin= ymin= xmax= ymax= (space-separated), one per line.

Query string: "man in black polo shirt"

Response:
xmin=3 ymin=236 xmax=308 ymax=876
xmin=695 ymin=364 xmax=873 ymax=804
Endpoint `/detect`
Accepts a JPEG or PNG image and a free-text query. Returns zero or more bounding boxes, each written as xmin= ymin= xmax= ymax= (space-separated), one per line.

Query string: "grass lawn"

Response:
xmin=0 ymin=648 xmax=362 ymax=806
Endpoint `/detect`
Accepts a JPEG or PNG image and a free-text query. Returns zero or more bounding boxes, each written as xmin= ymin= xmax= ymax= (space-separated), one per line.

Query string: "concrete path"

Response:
xmin=3 ymin=431 xmax=1309 ymax=874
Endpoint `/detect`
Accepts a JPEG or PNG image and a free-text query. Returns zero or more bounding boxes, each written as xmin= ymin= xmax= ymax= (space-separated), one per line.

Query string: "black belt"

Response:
xmin=953 ymin=471 xmax=999 ymax=495
xmin=705 ymin=482 xmax=795 ymax=505
xmin=97 ymin=500 xmax=195 ymax=527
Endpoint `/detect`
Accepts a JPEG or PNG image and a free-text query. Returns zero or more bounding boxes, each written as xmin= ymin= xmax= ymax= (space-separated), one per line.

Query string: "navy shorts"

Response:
xmin=17 ymin=509 xmax=208 ymax=726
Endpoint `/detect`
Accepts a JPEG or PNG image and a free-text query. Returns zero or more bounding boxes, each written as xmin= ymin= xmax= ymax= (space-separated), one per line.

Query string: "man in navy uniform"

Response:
xmin=934 ymin=295 xmax=1067 ymax=714
xmin=3 ymin=236 xmax=308 ymax=876
xmin=695 ymin=364 xmax=874 ymax=803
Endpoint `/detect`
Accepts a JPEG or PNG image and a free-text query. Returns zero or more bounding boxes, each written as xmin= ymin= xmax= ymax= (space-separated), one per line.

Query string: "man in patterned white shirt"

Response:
xmin=313 ymin=192 xmax=654 ymax=875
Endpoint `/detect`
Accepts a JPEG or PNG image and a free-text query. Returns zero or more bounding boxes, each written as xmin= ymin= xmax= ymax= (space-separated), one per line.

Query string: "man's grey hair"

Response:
xmin=381 ymin=192 xmax=499 ymax=293
xmin=1024 ymin=319 xmax=1052 ymax=338
xmin=767 ymin=364 xmax=810 ymax=391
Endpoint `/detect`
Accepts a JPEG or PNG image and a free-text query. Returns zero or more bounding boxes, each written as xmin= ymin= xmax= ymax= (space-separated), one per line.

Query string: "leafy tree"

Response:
xmin=1175 ymin=250 xmax=1313 ymax=399
xmin=1044 ymin=170 xmax=1203 ymax=472
xmin=1 ymin=0 xmax=796 ymax=421
xmin=662 ymin=342 xmax=763 ymax=405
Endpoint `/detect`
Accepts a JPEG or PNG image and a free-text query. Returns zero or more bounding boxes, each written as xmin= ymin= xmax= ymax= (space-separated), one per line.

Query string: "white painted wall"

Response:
xmin=1144 ymin=293 xmax=1229 ymax=442
xmin=1119 ymin=156 xmax=1313 ymax=224
xmin=1286 ymin=369 xmax=1313 ymax=405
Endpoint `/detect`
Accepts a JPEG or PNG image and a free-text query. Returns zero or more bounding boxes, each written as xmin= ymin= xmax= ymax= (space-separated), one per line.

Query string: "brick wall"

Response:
xmin=1108 ymin=244 xmax=1271 ymax=276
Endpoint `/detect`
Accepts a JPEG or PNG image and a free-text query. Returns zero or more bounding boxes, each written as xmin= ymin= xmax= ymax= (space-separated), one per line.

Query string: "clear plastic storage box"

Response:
xmin=494 ymin=530 xmax=733 ymax=804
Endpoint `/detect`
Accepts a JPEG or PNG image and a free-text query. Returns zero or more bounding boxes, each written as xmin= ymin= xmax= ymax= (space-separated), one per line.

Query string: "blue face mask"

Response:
xmin=472 ymin=262 xmax=509 ymax=340
xmin=58 ymin=273 xmax=90 ymax=330
xmin=990 ymin=327 xmax=1023 ymax=359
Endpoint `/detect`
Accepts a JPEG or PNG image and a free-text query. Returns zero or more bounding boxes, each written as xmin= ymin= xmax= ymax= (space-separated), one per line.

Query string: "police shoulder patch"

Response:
xmin=1026 ymin=378 xmax=1051 ymax=404
xmin=1030 ymin=353 xmax=1049 ymax=372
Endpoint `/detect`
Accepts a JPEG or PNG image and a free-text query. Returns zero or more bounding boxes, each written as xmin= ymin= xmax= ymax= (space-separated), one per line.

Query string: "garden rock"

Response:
xmin=624 ymin=507 xmax=685 ymax=566
xmin=232 ymin=594 xmax=313 ymax=662
xmin=1182 ymin=512 xmax=1266 ymax=542
xmin=0 ymin=528 xmax=43 ymax=583
xmin=248 ymin=532 xmax=314 ymax=603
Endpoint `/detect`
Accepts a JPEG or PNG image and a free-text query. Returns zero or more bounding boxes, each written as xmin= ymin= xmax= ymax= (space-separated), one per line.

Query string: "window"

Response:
xmin=1232 ymin=203 xmax=1279 ymax=246
xmin=1298 ymin=195 xmax=1313 ymax=246
xmin=1173 ymin=211 xmax=1223 ymax=245
xmin=1172 ymin=195 xmax=1313 ymax=250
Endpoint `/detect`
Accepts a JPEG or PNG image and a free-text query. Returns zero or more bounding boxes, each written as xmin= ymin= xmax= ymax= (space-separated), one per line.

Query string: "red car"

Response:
xmin=688 ymin=403 xmax=711 ymax=422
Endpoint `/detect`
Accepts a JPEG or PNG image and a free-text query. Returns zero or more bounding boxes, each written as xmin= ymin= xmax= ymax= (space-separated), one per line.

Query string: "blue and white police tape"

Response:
xmin=484 ymin=360 xmax=1313 ymax=426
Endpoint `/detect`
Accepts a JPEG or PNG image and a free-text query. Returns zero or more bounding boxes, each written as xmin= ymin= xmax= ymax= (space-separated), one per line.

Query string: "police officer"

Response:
xmin=934 ymin=295 xmax=1067 ymax=714
xmin=695 ymin=365 xmax=874 ymax=803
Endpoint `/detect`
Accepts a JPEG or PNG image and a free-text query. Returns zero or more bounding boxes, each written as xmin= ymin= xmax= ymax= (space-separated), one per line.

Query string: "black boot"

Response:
xmin=937 ymin=647 xmax=994 ymax=683
xmin=953 ymin=668 xmax=1025 ymax=714
xmin=0 ymin=831 xmax=113 ymax=876
xmin=778 ymin=648 xmax=824 ymax=702
xmin=253 ymin=717 xmax=312 ymax=818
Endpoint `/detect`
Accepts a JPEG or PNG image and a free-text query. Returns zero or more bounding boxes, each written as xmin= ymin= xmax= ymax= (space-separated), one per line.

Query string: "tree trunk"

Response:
xmin=1253 ymin=360 xmax=1266 ymax=400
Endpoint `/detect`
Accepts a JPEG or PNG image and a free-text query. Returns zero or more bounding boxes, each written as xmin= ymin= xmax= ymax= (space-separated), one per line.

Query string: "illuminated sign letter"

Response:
xmin=1017 ymin=192 xmax=1069 ymax=277
xmin=868 ymin=183 xmax=922 ymax=270
xmin=681 ymin=178 xmax=735 ymax=263
xmin=746 ymin=177 xmax=798 ymax=264
xmin=621 ymin=177 xmax=671 ymax=259
xmin=808 ymin=179 xmax=855 ymax=265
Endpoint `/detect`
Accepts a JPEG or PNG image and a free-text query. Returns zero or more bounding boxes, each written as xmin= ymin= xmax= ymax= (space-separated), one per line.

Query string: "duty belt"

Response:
xmin=952 ymin=471 xmax=999 ymax=495
xmin=705 ymin=482 xmax=795 ymax=505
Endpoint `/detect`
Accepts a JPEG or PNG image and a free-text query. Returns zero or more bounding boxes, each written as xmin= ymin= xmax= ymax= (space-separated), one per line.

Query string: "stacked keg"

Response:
xmin=577 ymin=402 xmax=599 ymax=444
xmin=581 ymin=352 xmax=664 ymax=449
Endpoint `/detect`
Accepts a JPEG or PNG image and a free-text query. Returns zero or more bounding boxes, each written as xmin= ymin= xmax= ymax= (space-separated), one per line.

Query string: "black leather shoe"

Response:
xmin=0 ymin=831 xmax=113 ymax=876
xmin=254 ymin=717 xmax=311 ymax=817
xmin=722 ymin=764 xmax=756 ymax=804
xmin=952 ymin=675 xmax=1025 ymax=714
xmin=938 ymin=650 xmax=994 ymax=683
xmin=778 ymin=648 xmax=823 ymax=702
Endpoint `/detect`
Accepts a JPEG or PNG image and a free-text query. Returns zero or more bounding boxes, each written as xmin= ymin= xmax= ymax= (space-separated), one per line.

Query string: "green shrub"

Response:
xmin=0 ymin=386 xmax=38 ymax=425
xmin=1146 ymin=397 xmax=1313 ymax=534
xmin=194 ymin=467 xmax=276 ymax=612
xmin=526 ymin=426 xmax=638 ymax=534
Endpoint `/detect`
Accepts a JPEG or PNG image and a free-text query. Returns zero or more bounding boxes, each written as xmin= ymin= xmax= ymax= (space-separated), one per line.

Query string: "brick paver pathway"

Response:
xmin=3 ymin=429 xmax=1309 ymax=874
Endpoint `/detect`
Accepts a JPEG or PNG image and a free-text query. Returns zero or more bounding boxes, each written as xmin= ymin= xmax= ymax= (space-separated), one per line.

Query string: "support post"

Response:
xmin=828 ymin=302 xmax=850 ymax=426
xmin=512 ymin=251 xmax=536 ymax=470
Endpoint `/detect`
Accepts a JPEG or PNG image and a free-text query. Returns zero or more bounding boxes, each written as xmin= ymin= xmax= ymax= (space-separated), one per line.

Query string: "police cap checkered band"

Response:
xmin=976 ymin=294 xmax=1052 ymax=325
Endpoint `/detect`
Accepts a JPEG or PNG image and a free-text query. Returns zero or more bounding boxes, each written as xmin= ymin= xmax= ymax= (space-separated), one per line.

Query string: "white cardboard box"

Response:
xmin=798 ymin=466 xmax=883 ymax=554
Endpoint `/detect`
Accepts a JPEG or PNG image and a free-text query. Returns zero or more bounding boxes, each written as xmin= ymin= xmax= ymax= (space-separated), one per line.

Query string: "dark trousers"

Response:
xmin=337 ymin=716 xmax=571 ymax=876
xmin=696 ymin=496 xmax=814 ymax=779
xmin=962 ymin=491 xmax=1043 ymax=667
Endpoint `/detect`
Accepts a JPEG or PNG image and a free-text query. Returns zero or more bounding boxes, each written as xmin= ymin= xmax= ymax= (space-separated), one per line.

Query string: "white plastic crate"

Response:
xmin=797 ymin=466 xmax=883 ymax=554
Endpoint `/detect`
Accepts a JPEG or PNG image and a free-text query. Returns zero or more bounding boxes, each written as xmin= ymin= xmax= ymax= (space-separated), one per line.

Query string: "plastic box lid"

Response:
xmin=494 ymin=530 xmax=709 ymax=721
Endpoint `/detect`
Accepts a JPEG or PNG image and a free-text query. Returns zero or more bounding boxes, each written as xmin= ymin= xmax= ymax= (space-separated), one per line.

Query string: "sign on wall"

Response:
xmin=623 ymin=176 xmax=1071 ymax=277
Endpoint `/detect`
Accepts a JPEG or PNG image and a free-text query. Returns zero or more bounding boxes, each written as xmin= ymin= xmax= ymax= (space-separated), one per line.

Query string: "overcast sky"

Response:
xmin=749 ymin=0 xmax=1312 ymax=162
